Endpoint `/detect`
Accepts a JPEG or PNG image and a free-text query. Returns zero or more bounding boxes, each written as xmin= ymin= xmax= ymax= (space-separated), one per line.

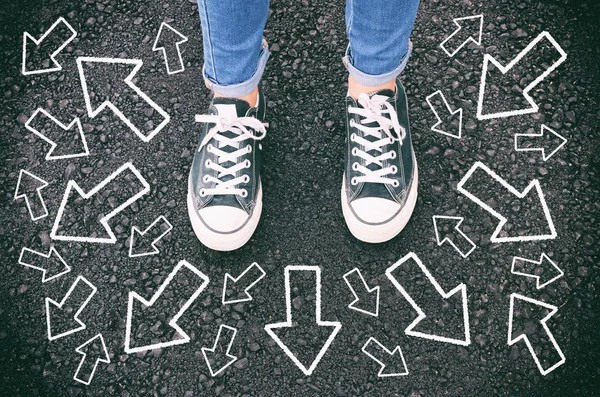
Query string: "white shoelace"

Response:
xmin=347 ymin=93 xmax=406 ymax=187
xmin=195 ymin=114 xmax=267 ymax=197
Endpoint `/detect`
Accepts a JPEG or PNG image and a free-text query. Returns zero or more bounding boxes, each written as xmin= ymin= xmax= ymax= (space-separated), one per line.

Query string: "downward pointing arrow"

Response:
xmin=19 ymin=246 xmax=71 ymax=282
xmin=222 ymin=262 xmax=266 ymax=305
xmin=264 ymin=266 xmax=342 ymax=376
xmin=74 ymin=334 xmax=110 ymax=385
xmin=440 ymin=15 xmax=484 ymax=57
xmin=22 ymin=17 xmax=77 ymax=75
xmin=515 ymin=125 xmax=567 ymax=161
xmin=129 ymin=216 xmax=173 ymax=257
xmin=511 ymin=253 xmax=563 ymax=289
xmin=343 ymin=268 xmax=380 ymax=317
xmin=432 ymin=216 xmax=476 ymax=258
xmin=46 ymin=276 xmax=97 ymax=341
xmin=152 ymin=22 xmax=188 ymax=75
xmin=385 ymin=253 xmax=471 ymax=346
xmin=201 ymin=325 xmax=239 ymax=376
xmin=14 ymin=170 xmax=49 ymax=221
xmin=426 ymin=90 xmax=463 ymax=139
xmin=361 ymin=337 xmax=408 ymax=377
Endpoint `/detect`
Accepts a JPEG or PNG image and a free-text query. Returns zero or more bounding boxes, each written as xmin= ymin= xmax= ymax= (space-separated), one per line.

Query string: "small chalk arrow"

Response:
xmin=50 ymin=162 xmax=150 ymax=244
xmin=25 ymin=108 xmax=89 ymax=160
xmin=124 ymin=260 xmax=209 ymax=353
xmin=46 ymin=275 xmax=97 ymax=341
xmin=19 ymin=246 xmax=71 ymax=282
xmin=76 ymin=57 xmax=170 ymax=142
xmin=152 ymin=22 xmax=188 ymax=75
xmin=385 ymin=253 xmax=470 ymax=346
xmin=425 ymin=90 xmax=463 ymax=139
xmin=201 ymin=325 xmax=238 ymax=376
xmin=477 ymin=31 xmax=567 ymax=120
xmin=222 ymin=262 xmax=266 ymax=305
xmin=14 ymin=169 xmax=49 ymax=221
xmin=129 ymin=216 xmax=173 ymax=257
xmin=74 ymin=334 xmax=110 ymax=385
xmin=508 ymin=294 xmax=565 ymax=375
xmin=457 ymin=161 xmax=556 ymax=243
xmin=432 ymin=216 xmax=476 ymax=258
xmin=264 ymin=266 xmax=342 ymax=376
xmin=361 ymin=337 xmax=408 ymax=377
xmin=511 ymin=253 xmax=563 ymax=289
xmin=22 ymin=17 xmax=77 ymax=75
xmin=343 ymin=268 xmax=380 ymax=317
xmin=515 ymin=125 xmax=567 ymax=161
xmin=440 ymin=15 xmax=484 ymax=57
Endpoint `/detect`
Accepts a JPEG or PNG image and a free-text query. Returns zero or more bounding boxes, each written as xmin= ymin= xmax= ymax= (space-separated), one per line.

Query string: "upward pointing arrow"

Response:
xmin=440 ymin=15 xmax=484 ymax=57
xmin=74 ymin=334 xmax=110 ymax=385
xmin=14 ymin=169 xmax=49 ymax=221
xmin=426 ymin=90 xmax=463 ymax=139
xmin=19 ymin=246 xmax=71 ymax=282
xmin=22 ymin=17 xmax=77 ymax=75
xmin=152 ymin=22 xmax=188 ymax=75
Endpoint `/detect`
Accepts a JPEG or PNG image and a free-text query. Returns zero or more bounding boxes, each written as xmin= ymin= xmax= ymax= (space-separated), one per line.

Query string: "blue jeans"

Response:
xmin=198 ymin=0 xmax=420 ymax=97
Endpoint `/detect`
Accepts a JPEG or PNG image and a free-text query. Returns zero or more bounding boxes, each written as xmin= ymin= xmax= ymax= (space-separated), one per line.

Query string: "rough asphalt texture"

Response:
xmin=1 ymin=0 xmax=599 ymax=395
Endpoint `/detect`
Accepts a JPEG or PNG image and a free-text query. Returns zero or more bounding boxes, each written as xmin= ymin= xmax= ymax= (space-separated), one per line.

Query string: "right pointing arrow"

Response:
xmin=440 ymin=15 xmax=484 ymax=57
xmin=222 ymin=262 xmax=266 ymax=305
xmin=201 ymin=325 xmax=238 ymax=376
xmin=343 ymin=268 xmax=380 ymax=317
xmin=426 ymin=90 xmax=463 ymax=139
xmin=515 ymin=125 xmax=567 ymax=161
xmin=511 ymin=254 xmax=563 ymax=289
xmin=46 ymin=276 xmax=97 ymax=341
xmin=432 ymin=216 xmax=476 ymax=258
xmin=19 ymin=246 xmax=71 ymax=282
xmin=361 ymin=337 xmax=408 ymax=377
xmin=385 ymin=253 xmax=470 ymax=346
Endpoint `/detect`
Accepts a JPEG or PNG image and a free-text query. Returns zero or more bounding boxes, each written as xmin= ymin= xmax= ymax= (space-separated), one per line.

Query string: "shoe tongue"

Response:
xmin=368 ymin=88 xmax=395 ymax=99
xmin=213 ymin=97 xmax=251 ymax=118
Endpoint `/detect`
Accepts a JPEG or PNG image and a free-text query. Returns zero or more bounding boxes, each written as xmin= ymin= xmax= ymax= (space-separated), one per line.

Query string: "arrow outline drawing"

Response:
xmin=342 ymin=268 xmax=380 ymax=317
xmin=14 ymin=169 xmax=49 ymax=221
xmin=152 ymin=22 xmax=189 ymax=75
xmin=426 ymin=90 xmax=463 ymax=139
xmin=361 ymin=337 xmax=409 ymax=377
xmin=511 ymin=253 xmax=564 ymax=289
xmin=22 ymin=17 xmax=77 ymax=76
xmin=201 ymin=325 xmax=239 ymax=376
xmin=440 ymin=14 xmax=484 ymax=57
xmin=514 ymin=124 xmax=567 ymax=161
xmin=432 ymin=215 xmax=477 ymax=258
xmin=73 ymin=333 xmax=110 ymax=385
xmin=19 ymin=246 xmax=71 ymax=282
xmin=222 ymin=262 xmax=266 ymax=305
xmin=128 ymin=215 xmax=173 ymax=258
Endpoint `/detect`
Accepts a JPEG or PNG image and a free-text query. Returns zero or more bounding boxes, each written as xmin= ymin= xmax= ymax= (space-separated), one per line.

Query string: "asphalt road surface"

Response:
xmin=1 ymin=0 xmax=599 ymax=395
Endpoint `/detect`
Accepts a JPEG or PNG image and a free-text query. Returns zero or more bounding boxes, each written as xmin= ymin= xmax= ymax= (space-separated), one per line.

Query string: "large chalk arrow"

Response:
xmin=124 ymin=260 xmax=209 ymax=353
xmin=46 ymin=275 xmax=97 ymax=341
xmin=385 ymin=253 xmax=470 ymax=346
xmin=153 ymin=22 xmax=188 ymax=75
xmin=25 ymin=108 xmax=89 ymax=160
xmin=511 ymin=253 xmax=563 ymax=289
xmin=343 ymin=268 xmax=380 ymax=317
xmin=508 ymin=294 xmax=565 ymax=375
xmin=22 ymin=17 xmax=77 ymax=75
xmin=76 ymin=57 xmax=170 ymax=142
xmin=201 ymin=325 xmax=239 ymax=376
xmin=222 ymin=262 xmax=266 ymax=305
xmin=361 ymin=337 xmax=408 ymax=377
xmin=426 ymin=90 xmax=463 ymax=139
xmin=440 ymin=15 xmax=484 ymax=57
xmin=73 ymin=334 xmax=110 ymax=385
xmin=515 ymin=125 xmax=567 ymax=161
xmin=19 ymin=246 xmax=71 ymax=282
xmin=457 ymin=161 xmax=556 ymax=243
xmin=128 ymin=215 xmax=173 ymax=257
xmin=432 ymin=216 xmax=476 ymax=258
xmin=477 ymin=31 xmax=567 ymax=120
xmin=14 ymin=169 xmax=49 ymax=221
xmin=264 ymin=266 xmax=342 ymax=376
xmin=50 ymin=162 xmax=150 ymax=244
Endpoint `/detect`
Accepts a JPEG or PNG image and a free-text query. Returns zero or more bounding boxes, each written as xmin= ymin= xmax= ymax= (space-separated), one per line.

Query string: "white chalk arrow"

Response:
xmin=201 ymin=325 xmax=238 ymax=376
xmin=343 ymin=268 xmax=380 ymax=317
xmin=508 ymin=294 xmax=565 ymax=375
xmin=222 ymin=262 xmax=266 ymax=305
xmin=14 ymin=169 xmax=49 ymax=221
xmin=50 ymin=162 xmax=150 ymax=244
xmin=124 ymin=260 xmax=209 ymax=353
xmin=264 ymin=266 xmax=342 ymax=376
xmin=46 ymin=276 xmax=97 ymax=341
xmin=19 ymin=246 xmax=71 ymax=282
xmin=511 ymin=253 xmax=563 ymax=289
xmin=361 ymin=337 xmax=408 ymax=377
xmin=25 ymin=108 xmax=89 ymax=160
xmin=73 ymin=334 xmax=110 ymax=385
xmin=128 ymin=216 xmax=173 ymax=257
xmin=457 ymin=161 xmax=556 ymax=243
xmin=76 ymin=57 xmax=170 ymax=142
xmin=22 ymin=17 xmax=77 ymax=75
xmin=515 ymin=125 xmax=567 ymax=161
xmin=477 ymin=31 xmax=567 ymax=120
xmin=385 ymin=253 xmax=471 ymax=346
xmin=440 ymin=15 xmax=484 ymax=57
xmin=152 ymin=22 xmax=188 ymax=75
xmin=426 ymin=90 xmax=463 ymax=139
xmin=432 ymin=216 xmax=476 ymax=258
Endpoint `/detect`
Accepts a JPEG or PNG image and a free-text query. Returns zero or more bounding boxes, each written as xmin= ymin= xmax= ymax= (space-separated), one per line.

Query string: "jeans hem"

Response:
xmin=343 ymin=41 xmax=412 ymax=86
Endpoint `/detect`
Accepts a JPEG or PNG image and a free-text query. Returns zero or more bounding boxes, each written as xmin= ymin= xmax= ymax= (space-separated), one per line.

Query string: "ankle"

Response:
xmin=214 ymin=86 xmax=259 ymax=107
xmin=347 ymin=75 xmax=396 ymax=100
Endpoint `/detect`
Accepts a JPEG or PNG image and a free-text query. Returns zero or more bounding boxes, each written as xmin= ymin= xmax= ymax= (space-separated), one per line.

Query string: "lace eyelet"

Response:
xmin=244 ymin=159 xmax=251 ymax=168
xmin=349 ymin=119 xmax=356 ymax=128
xmin=206 ymin=144 xmax=213 ymax=153
xmin=240 ymin=189 xmax=248 ymax=198
xmin=242 ymin=175 xmax=250 ymax=183
xmin=390 ymin=151 xmax=397 ymax=159
xmin=205 ymin=159 xmax=212 ymax=167
xmin=350 ymin=133 xmax=357 ymax=142
xmin=246 ymin=145 xmax=253 ymax=153
xmin=391 ymin=165 xmax=398 ymax=174
xmin=391 ymin=180 xmax=400 ymax=188
xmin=351 ymin=177 xmax=359 ymax=186
xmin=199 ymin=188 xmax=207 ymax=197
xmin=203 ymin=175 xmax=210 ymax=183
xmin=351 ymin=147 xmax=359 ymax=156
xmin=352 ymin=162 xmax=359 ymax=171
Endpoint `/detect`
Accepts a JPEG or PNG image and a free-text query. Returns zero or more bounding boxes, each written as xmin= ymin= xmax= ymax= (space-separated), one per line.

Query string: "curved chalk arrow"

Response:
xmin=76 ymin=57 xmax=170 ymax=142
xmin=343 ymin=268 xmax=380 ymax=317
xmin=25 ymin=108 xmax=89 ymax=160
xmin=515 ymin=125 xmax=567 ymax=161
xmin=74 ymin=334 xmax=110 ymax=385
xmin=426 ymin=90 xmax=463 ymax=139
xmin=385 ymin=253 xmax=471 ymax=346
xmin=124 ymin=260 xmax=209 ymax=353
xmin=362 ymin=337 xmax=408 ymax=377
xmin=508 ymin=294 xmax=565 ymax=375
xmin=15 ymin=170 xmax=49 ymax=221
xmin=440 ymin=15 xmax=484 ymax=57
xmin=457 ymin=161 xmax=556 ymax=243
xmin=46 ymin=275 xmax=97 ymax=341
xmin=477 ymin=31 xmax=567 ymax=120
xmin=22 ymin=17 xmax=77 ymax=75
xmin=19 ymin=246 xmax=71 ymax=282
xmin=201 ymin=325 xmax=238 ymax=376
xmin=222 ymin=262 xmax=266 ymax=305
xmin=511 ymin=253 xmax=563 ymax=289
xmin=432 ymin=215 xmax=476 ymax=258
xmin=264 ymin=266 xmax=342 ymax=376
xmin=50 ymin=162 xmax=150 ymax=244
xmin=153 ymin=22 xmax=188 ymax=75
xmin=129 ymin=215 xmax=173 ymax=257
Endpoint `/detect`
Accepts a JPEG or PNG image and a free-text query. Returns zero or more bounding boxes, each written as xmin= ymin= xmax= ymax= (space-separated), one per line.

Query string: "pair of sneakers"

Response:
xmin=187 ymin=78 xmax=418 ymax=251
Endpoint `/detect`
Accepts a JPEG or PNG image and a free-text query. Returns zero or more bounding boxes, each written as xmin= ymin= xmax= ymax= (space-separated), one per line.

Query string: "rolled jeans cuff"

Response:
xmin=203 ymin=39 xmax=270 ymax=97
xmin=343 ymin=41 xmax=412 ymax=86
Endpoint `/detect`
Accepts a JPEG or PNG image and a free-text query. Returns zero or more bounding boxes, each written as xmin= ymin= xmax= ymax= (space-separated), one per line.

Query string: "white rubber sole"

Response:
xmin=187 ymin=177 xmax=263 ymax=252
xmin=341 ymin=160 xmax=418 ymax=243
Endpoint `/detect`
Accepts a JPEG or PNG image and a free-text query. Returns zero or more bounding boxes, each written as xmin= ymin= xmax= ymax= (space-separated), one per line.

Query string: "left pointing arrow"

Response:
xmin=22 ymin=17 xmax=77 ymax=75
xmin=153 ymin=22 xmax=188 ymax=75
xmin=19 ymin=247 xmax=71 ymax=282
xmin=74 ymin=334 xmax=110 ymax=385
xmin=46 ymin=275 xmax=97 ymax=341
xmin=202 ymin=325 xmax=239 ymax=376
xmin=14 ymin=169 xmax=49 ymax=221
